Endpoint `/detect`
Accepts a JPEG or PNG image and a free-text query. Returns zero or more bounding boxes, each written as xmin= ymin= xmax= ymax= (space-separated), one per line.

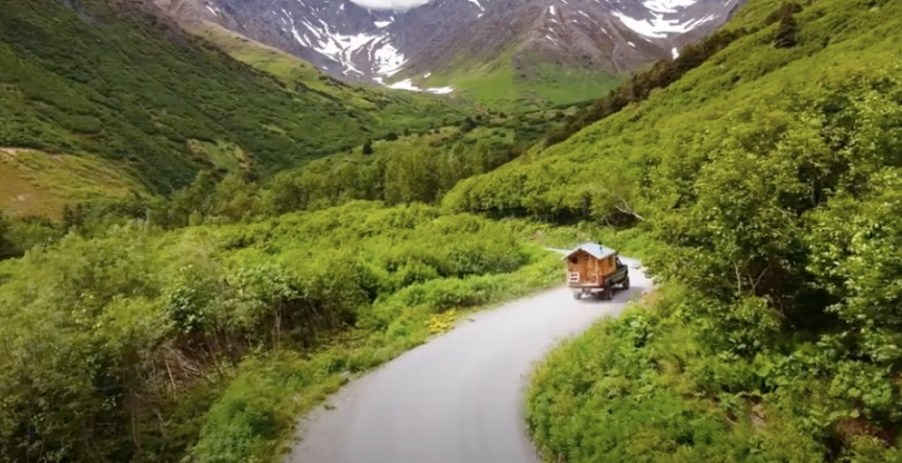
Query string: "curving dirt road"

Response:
xmin=287 ymin=259 xmax=650 ymax=463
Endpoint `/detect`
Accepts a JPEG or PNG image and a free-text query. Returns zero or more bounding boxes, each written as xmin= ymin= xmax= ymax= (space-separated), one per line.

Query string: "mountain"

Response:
xmin=0 ymin=0 xmax=462 ymax=214
xmin=154 ymin=0 xmax=745 ymax=105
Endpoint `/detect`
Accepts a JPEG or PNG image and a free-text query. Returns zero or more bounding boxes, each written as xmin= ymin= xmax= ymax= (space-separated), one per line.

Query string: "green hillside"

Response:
xmin=436 ymin=0 xmax=902 ymax=460
xmin=0 ymin=148 xmax=147 ymax=218
xmin=256 ymin=107 xmax=573 ymax=214
xmin=446 ymin=0 xmax=900 ymax=222
xmin=189 ymin=22 xmax=465 ymax=133
xmin=0 ymin=0 xmax=463 ymax=195
xmin=414 ymin=56 xmax=622 ymax=110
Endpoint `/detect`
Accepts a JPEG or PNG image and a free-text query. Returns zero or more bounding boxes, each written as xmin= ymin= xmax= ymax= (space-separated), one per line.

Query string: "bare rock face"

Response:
xmin=155 ymin=0 xmax=744 ymax=87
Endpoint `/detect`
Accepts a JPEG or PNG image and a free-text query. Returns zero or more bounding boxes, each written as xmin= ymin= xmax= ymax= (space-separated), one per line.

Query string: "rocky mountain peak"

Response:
xmin=156 ymin=0 xmax=744 ymax=94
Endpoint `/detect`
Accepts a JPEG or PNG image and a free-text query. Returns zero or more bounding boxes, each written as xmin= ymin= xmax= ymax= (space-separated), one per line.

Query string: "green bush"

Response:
xmin=528 ymin=289 xmax=827 ymax=463
xmin=0 ymin=202 xmax=560 ymax=462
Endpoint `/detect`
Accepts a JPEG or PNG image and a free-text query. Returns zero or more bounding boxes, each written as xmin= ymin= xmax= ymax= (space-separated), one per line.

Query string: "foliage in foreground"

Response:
xmin=529 ymin=283 xmax=902 ymax=463
xmin=0 ymin=202 xmax=558 ymax=462
xmin=192 ymin=250 xmax=561 ymax=462
xmin=528 ymin=287 xmax=894 ymax=463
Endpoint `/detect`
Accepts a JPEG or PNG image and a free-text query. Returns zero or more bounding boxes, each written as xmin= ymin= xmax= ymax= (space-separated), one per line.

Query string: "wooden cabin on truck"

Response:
xmin=564 ymin=242 xmax=629 ymax=300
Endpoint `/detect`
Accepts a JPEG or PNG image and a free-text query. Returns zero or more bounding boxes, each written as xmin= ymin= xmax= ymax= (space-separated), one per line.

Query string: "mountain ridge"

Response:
xmin=154 ymin=0 xmax=745 ymax=103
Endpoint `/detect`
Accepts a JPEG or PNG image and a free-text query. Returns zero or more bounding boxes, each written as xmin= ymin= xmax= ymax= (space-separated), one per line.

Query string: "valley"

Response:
xmin=0 ymin=0 xmax=900 ymax=462
xmin=0 ymin=0 xmax=464 ymax=199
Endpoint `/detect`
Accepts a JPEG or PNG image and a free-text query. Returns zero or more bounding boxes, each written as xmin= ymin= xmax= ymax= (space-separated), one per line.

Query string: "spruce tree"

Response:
xmin=774 ymin=7 xmax=799 ymax=48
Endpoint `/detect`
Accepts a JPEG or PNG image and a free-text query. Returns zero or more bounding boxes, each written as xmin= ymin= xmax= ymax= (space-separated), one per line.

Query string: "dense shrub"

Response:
xmin=0 ymin=202 xmax=548 ymax=462
xmin=256 ymin=126 xmax=523 ymax=216
xmin=522 ymin=0 xmax=902 ymax=460
xmin=0 ymin=214 xmax=20 ymax=260
xmin=529 ymin=289 xmax=835 ymax=463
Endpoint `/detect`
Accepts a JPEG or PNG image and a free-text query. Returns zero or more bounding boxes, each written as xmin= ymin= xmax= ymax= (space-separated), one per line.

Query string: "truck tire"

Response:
xmin=603 ymin=284 xmax=613 ymax=301
xmin=622 ymin=276 xmax=630 ymax=290
xmin=572 ymin=291 xmax=582 ymax=300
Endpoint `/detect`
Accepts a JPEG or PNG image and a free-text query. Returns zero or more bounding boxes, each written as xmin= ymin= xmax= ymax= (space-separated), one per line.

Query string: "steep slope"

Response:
xmin=436 ymin=0 xmax=901 ymax=460
xmin=0 ymin=0 xmax=462 ymax=199
xmin=155 ymin=0 xmax=744 ymax=106
xmin=445 ymin=0 xmax=901 ymax=223
xmin=0 ymin=148 xmax=147 ymax=219
xmin=189 ymin=22 xmax=465 ymax=130
xmin=395 ymin=0 xmax=743 ymax=93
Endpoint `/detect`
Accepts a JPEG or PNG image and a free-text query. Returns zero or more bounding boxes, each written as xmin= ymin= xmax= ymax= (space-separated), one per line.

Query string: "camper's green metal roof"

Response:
xmin=563 ymin=242 xmax=617 ymax=260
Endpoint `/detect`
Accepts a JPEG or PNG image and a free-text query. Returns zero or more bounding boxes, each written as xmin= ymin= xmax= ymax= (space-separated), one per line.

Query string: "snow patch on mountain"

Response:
xmin=467 ymin=0 xmax=485 ymax=18
xmin=382 ymin=78 xmax=454 ymax=94
xmin=178 ymin=0 xmax=743 ymax=96
xmin=351 ymin=0 xmax=430 ymax=9
xmin=281 ymin=11 xmax=407 ymax=78
xmin=614 ymin=0 xmax=718 ymax=39
xmin=372 ymin=40 xmax=407 ymax=76
xmin=642 ymin=0 xmax=698 ymax=14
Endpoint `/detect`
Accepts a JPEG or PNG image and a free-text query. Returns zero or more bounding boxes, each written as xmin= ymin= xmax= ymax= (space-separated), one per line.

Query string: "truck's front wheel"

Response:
xmin=622 ymin=276 xmax=630 ymax=290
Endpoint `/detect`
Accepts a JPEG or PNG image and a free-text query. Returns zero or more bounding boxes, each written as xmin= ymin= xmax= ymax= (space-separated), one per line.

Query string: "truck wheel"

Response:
xmin=622 ymin=276 xmax=630 ymax=290
xmin=572 ymin=291 xmax=582 ymax=301
xmin=603 ymin=284 xmax=613 ymax=301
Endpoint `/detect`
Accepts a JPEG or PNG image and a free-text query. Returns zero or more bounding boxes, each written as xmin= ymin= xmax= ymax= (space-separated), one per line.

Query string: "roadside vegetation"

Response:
xmin=0 ymin=202 xmax=562 ymax=462
xmin=0 ymin=101 xmax=576 ymax=462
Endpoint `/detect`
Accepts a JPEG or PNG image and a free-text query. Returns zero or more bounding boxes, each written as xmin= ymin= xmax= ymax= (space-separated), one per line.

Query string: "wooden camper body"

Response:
xmin=564 ymin=243 xmax=619 ymax=289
